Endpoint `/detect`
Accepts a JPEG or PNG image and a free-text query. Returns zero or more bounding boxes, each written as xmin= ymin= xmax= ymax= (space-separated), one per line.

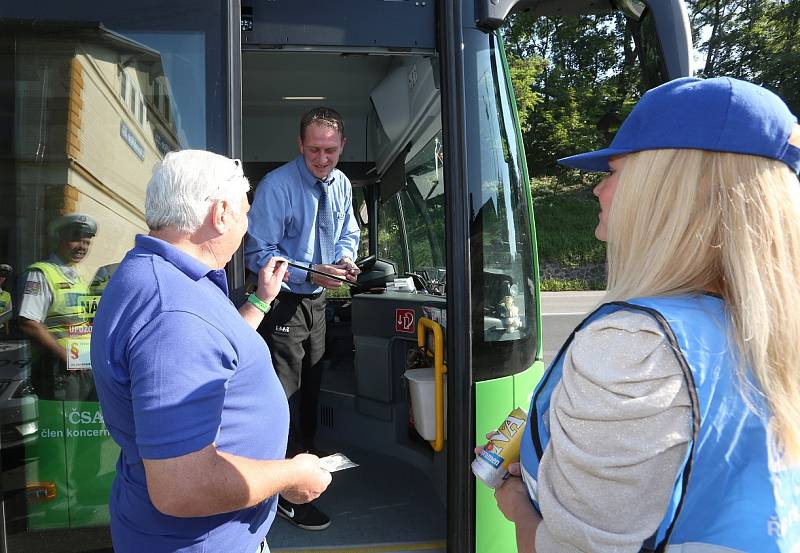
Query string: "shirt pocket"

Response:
xmin=333 ymin=210 xmax=346 ymax=234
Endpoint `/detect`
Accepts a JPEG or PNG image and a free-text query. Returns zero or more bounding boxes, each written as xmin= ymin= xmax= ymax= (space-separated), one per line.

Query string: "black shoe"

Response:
xmin=277 ymin=497 xmax=331 ymax=531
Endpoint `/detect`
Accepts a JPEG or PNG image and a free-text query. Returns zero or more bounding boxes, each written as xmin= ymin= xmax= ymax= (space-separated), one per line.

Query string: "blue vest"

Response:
xmin=520 ymin=295 xmax=800 ymax=552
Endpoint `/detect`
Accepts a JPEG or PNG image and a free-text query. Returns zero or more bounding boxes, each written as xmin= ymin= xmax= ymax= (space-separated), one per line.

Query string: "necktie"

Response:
xmin=317 ymin=180 xmax=335 ymax=265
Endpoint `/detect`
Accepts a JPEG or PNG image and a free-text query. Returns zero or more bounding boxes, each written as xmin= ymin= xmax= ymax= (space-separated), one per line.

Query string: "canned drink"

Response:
xmin=471 ymin=407 xmax=528 ymax=488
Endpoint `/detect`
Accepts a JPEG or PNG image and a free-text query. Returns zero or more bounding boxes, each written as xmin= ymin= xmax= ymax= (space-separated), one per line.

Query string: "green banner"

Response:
xmin=26 ymin=399 xmax=118 ymax=529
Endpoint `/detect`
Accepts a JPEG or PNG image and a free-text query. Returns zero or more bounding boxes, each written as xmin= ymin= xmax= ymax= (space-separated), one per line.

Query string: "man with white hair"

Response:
xmin=91 ymin=150 xmax=331 ymax=553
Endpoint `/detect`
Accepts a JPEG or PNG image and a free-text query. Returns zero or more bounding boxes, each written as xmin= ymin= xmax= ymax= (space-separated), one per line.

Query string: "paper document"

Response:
xmin=318 ymin=453 xmax=358 ymax=473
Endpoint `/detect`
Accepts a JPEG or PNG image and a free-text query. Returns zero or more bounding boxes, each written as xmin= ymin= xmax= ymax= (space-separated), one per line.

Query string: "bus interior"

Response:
xmin=242 ymin=45 xmax=453 ymax=553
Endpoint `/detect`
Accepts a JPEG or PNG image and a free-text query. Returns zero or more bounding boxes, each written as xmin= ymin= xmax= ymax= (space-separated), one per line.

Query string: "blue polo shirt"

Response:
xmin=91 ymin=235 xmax=289 ymax=553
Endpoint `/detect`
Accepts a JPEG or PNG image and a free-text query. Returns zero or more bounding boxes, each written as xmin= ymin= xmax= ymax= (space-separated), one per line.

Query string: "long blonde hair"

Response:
xmin=604 ymin=148 xmax=800 ymax=462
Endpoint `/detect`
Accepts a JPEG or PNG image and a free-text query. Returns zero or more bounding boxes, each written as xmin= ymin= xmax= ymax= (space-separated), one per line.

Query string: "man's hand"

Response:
xmin=281 ymin=453 xmax=332 ymax=504
xmin=309 ymin=263 xmax=350 ymax=289
xmin=255 ymin=257 xmax=289 ymax=303
xmin=337 ymin=256 xmax=361 ymax=280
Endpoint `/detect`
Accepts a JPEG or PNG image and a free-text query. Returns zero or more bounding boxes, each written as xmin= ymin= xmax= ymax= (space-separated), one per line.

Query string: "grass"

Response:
xmin=335 ymin=174 xmax=604 ymax=293
xmin=532 ymin=174 xmax=607 ymax=291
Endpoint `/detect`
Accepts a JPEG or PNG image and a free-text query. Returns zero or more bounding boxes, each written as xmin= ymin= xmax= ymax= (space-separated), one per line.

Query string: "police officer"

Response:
xmin=18 ymin=213 xmax=98 ymax=401
xmin=0 ymin=264 xmax=12 ymax=328
xmin=0 ymin=263 xmax=13 ymax=314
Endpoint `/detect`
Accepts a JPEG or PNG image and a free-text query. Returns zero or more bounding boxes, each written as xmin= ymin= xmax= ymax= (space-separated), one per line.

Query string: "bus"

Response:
xmin=0 ymin=1 xmax=691 ymax=551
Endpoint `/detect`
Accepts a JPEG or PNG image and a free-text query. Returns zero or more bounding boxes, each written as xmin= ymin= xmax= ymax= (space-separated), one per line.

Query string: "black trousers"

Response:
xmin=258 ymin=290 xmax=326 ymax=457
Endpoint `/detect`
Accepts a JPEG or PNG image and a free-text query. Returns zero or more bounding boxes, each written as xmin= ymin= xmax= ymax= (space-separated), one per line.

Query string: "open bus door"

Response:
xmin=0 ymin=1 xmax=690 ymax=552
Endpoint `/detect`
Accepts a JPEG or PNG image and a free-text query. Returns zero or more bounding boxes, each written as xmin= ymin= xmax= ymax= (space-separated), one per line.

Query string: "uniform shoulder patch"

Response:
xmin=24 ymin=281 xmax=42 ymax=295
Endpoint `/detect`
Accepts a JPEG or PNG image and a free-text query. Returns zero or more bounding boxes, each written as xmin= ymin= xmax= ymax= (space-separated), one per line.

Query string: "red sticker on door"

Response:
xmin=395 ymin=308 xmax=415 ymax=333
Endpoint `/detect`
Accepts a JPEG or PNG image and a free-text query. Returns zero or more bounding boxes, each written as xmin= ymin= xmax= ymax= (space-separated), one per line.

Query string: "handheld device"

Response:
xmin=285 ymin=260 xmax=361 ymax=288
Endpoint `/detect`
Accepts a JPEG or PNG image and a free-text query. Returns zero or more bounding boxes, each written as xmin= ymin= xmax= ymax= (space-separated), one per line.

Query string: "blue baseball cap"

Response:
xmin=558 ymin=77 xmax=800 ymax=175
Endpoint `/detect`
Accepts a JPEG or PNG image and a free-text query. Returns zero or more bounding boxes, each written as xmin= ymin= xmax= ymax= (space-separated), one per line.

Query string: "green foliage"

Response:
xmin=529 ymin=173 xmax=608 ymax=290
xmin=327 ymin=285 xmax=353 ymax=299
xmin=540 ymin=278 xmax=605 ymax=292
xmin=502 ymin=13 xmax=648 ymax=177
xmin=531 ymin=176 xmax=605 ymax=268
xmin=503 ymin=1 xmax=798 ymax=290
xmin=505 ymin=52 xmax=545 ymax=132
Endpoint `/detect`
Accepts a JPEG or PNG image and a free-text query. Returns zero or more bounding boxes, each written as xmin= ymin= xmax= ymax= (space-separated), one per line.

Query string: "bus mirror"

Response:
xmin=616 ymin=0 xmax=646 ymax=20
xmin=475 ymin=0 xmax=616 ymax=31
xmin=379 ymin=145 xmax=410 ymax=203
xmin=637 ymin=0 xmax=693 ymax=79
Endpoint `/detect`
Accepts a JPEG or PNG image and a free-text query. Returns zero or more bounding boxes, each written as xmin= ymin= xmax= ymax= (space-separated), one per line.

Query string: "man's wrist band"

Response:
xmin=247 ymin=293 xmax=271 ymax=314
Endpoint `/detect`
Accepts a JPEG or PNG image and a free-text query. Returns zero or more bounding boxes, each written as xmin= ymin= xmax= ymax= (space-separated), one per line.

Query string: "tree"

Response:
xmin=505 ymin=1 xmax=800 ymax=177
xmin=503 ymin=12 xmax=645 ymax=176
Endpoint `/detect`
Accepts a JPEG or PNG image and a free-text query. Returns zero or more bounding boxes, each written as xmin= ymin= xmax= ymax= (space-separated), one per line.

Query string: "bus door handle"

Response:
xmin=417 ymin=317 xmax=447 ymax=452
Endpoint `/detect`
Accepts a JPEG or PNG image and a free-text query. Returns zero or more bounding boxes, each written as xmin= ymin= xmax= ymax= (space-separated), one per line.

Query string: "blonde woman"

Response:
xmin=492 ymin=77 xmax=800 ymax=552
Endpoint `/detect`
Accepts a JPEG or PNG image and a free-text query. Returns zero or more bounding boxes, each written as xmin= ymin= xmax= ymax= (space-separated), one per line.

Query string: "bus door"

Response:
xmin=240 ymin=3 xmax=452 ymax=551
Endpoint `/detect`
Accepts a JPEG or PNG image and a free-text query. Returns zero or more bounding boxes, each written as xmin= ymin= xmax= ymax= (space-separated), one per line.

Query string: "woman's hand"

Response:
xmin=255 ymin=257 xmax=288 ymax=303
xmin=494 ymin=463 xmax=539 ymax=524
xmin=494 ymin=462 xmax=542 ymax=553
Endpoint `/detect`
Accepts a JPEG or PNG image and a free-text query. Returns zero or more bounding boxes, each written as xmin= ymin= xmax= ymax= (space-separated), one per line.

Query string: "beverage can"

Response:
xmin=471 ymin=407 xmax=528 ymax=488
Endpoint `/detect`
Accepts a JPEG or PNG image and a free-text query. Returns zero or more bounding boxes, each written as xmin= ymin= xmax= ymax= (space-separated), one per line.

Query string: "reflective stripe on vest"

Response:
xmin=520 ymin=294 xmax=800 ymax=553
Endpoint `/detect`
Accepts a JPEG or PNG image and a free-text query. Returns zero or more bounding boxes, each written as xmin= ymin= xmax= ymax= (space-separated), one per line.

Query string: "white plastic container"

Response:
xmin=404 ymin=368 xmax=447 ymax=441
xmin=386 ymin=277 xmax=416 ymax=293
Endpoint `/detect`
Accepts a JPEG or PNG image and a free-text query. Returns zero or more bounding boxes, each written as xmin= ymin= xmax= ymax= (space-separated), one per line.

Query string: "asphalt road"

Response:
xmin=540 ymin=290 xmax=605 ymax=365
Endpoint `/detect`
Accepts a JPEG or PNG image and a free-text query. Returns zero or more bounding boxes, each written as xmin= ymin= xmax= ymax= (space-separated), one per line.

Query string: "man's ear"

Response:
xmin=340 ymin=136 xmax=347 ymax=152
xmin=297 ymin=135 xmax=304 ymax=154
xmin=209 ymin=199 xmax=229 ymax=234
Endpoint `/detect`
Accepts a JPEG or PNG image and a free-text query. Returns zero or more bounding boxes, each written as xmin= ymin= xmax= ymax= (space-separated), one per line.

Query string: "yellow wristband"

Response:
xmin=247 ymin=293 xmax=271 ymax=314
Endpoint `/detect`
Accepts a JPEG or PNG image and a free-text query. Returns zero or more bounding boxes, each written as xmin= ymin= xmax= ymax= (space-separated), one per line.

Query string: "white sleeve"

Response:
xmin=535 ymin=309 xmax=692 ymax=553
xmin=17 ymin=270 xmax=52 ymax=322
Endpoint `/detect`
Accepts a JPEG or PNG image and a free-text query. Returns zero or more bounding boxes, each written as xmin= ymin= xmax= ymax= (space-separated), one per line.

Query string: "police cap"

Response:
xmin=0 ymin=264 xmax=11 ymax=277
xmin=49 ymin=213 xmax=98 ymax=240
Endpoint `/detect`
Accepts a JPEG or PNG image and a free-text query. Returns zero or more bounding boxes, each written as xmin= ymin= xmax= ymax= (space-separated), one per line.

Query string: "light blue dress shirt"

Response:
xmin=245 ymin=155 xmax=361 ymax=294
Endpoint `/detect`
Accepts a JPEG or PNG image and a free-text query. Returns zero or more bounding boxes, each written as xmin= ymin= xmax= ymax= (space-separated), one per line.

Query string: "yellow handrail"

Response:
xmin=417 ymin=317 xmax=447 ymax=452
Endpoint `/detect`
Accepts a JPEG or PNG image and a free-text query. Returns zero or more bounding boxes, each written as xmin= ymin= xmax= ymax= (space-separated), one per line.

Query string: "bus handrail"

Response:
xmin=417 ymin=317 xmax=447 ymax=452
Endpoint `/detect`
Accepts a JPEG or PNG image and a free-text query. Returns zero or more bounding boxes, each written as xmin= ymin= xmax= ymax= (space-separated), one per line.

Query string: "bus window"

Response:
xmin=399 ymin=132 xmax=446 ymax=281
xmin=636 ymin=6 xmax=671 ymax=90
xmin=0 ymin=1 xmax=231 ymax=549
xmin=377 ymin=196 xmax=408 ymax=276
xmin=466 ymin=31 xmax=538 ymax=380
xmin=352 ymin=187 xmax=371 ymax=261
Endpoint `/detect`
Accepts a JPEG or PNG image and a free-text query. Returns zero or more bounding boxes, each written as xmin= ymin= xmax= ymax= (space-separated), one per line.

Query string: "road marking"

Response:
xmin=542 ymin=312 xmax=588 ymax=317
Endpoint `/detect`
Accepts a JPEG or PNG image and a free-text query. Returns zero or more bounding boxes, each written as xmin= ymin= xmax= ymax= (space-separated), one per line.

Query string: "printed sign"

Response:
xmin=120 ymin=121 xmax=145 ymax=160
xmin=66 ymin=326 xmax=92 ymax=370
xmin=395 ymin=308 xmax=415 ymax=334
